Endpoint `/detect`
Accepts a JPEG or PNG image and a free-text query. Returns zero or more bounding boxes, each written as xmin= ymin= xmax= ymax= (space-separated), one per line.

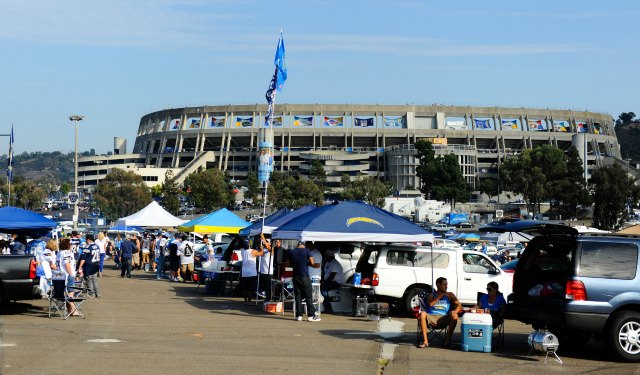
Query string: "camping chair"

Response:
xmin=48 ymin=277 xmax=87 ymax=319
xmin=476 ymin=292 xmax=505 ymax=346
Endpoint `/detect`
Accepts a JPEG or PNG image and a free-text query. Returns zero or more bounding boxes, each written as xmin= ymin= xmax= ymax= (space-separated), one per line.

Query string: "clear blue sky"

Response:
xmin=1 ymin=0 xmax=638 ymax=154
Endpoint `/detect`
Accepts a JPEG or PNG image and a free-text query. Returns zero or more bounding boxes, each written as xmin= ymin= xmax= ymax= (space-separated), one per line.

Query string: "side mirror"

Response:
xmin=488 ymin=268 xmax=499 ymax=275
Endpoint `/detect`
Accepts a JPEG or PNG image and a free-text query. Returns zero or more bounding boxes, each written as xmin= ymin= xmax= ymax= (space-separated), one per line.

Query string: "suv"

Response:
xmin=481 ymin=220 xmax=640 ymax=361
xmin=355 ymin=243 xmax=512 ymax=314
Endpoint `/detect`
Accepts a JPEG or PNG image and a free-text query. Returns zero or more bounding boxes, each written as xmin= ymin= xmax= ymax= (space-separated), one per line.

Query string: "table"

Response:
xmin=194 ymin=268 xmax=239 ymax=296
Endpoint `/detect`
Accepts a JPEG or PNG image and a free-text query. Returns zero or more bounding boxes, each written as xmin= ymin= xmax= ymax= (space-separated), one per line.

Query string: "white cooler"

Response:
xmin=460 ymin=313 xmax=493 ymax=352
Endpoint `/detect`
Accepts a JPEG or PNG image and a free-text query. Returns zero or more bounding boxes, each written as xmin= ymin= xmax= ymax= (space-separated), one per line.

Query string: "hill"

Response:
xmin=615 ymin=121 xmax=640 ymax=161
xmin=0 ymin=150 xmax=97 ymax=184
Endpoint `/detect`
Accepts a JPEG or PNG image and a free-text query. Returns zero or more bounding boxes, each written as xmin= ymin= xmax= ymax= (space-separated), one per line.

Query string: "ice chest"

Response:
xmin=263 ymin=302 xmax=283 ymax=313
xmin=460 ymin=313 xmax=493 ymax=352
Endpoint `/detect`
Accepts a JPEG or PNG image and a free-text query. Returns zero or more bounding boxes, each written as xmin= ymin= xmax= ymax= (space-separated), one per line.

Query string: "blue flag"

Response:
xmin=7 ymin=126 xmax=14 ymax=182
xmin=274 ymin=33 xmax=287 ymax=91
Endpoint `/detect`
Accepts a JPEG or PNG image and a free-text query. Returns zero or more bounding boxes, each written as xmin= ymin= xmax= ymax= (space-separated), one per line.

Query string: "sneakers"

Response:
xmin=308 ymin=314 xmax=322 ymax=322
xmin=156 ymin=276 xmax=163 ymax=280
xmin=295 ymin=316 xmax=302 ymax=322
xmin=257 ymin=291 xmax=267 ymax=299
xmin=177 ymin=277 xmax=184 ymax=282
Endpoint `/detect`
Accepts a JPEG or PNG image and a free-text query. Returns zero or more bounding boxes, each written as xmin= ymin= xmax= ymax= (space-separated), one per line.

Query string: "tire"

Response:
xmin=607 ymin=311 xmax=640 ymax=361
xmin=403 ymin=287 xmax=430 ymax=316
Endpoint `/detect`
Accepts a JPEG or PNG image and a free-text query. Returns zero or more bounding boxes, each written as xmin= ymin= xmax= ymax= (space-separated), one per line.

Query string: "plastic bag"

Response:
xmin=528 ymin=284 xmax=543 ymax=297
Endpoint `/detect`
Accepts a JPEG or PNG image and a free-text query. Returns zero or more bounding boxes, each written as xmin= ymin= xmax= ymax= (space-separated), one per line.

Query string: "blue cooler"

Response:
xmin=460 ymin=313 xmax=493 ymax=352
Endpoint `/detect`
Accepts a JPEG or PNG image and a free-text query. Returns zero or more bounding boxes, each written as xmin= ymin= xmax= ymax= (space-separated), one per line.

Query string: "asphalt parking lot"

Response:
xmin=1 ymin=269 xmax=638 ymax=375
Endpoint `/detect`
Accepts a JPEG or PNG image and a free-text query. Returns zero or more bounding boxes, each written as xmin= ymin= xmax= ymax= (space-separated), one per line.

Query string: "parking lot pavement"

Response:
xmin=1 ymin=269 xmax=638 ymax=374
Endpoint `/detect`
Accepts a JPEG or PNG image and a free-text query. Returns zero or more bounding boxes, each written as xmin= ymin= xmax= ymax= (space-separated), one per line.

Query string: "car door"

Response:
xmin=459 ymin=251 xmax=503 ymax=304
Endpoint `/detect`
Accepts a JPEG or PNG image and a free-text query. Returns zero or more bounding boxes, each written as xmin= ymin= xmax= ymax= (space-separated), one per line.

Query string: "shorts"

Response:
xmin=132 ymin=253 xmax=140 ymax=265
xmin=66 ymin=275 xmax=76 ymax=293
xmin=180 ymin=263 xmax=194 ymax=274
xmin=142 ymin=253 xmax=150 ymax=263
xmin=170 ymin=261 xmax=179 ymax=272
xmin=426 ymin=313 xmax=451 ymax=327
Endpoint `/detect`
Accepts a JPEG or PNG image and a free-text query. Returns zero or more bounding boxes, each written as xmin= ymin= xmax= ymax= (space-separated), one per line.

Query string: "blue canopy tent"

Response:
xmin=108 ymin=224 xmax=144 ymax=233
xmin=271 ymin=201 xmax=434 ymax=243
xmin=238 ymin=208 xmax=291 ymax=237
xmin=0 ymin=206 xmax=56 ymax=236
xmin=240 ymin=205 xmax=317 ymax=237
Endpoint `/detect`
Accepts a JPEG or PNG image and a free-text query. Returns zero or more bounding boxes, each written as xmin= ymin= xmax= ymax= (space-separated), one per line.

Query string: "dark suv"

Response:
xmin=480 ymin=220 xmax=640 ymax=361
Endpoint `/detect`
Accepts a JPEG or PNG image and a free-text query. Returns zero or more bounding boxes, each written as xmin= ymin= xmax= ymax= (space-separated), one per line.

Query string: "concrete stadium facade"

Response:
xmin=78 ymin=104 xmax=620 ymax=193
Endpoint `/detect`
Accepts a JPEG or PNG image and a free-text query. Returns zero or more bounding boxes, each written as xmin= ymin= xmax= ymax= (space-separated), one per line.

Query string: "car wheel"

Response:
xmin=608 ymin=311 xmax=640 ymax=361
xmin=403 ymin=287 xmax=430 ymax=316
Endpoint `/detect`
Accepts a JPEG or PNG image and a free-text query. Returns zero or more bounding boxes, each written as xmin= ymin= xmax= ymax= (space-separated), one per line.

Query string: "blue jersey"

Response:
xmin=27 ymin=239 xmax=46 ymax=258
xmin=80 ymin=243 xmax=101 ymax=276
xmin=426 ymin=291 xmax=451 ymax=316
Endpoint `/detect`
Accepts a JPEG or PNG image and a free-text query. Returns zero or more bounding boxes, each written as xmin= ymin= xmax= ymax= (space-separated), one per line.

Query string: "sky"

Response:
xmin=0 ymin=0 xmax=638 ymax=154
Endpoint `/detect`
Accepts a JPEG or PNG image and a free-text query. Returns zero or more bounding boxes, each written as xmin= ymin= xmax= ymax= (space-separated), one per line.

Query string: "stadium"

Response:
xmin=78 ymin=103 xmax=620 ymax=193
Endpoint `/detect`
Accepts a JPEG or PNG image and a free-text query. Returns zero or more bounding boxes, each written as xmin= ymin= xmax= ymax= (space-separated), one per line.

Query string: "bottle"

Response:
xmin=353 ymin=272 xmax=362 ymax=286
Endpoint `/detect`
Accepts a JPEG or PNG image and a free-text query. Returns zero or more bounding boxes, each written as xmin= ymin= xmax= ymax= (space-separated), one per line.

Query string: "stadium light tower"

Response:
xmin=69 ymin=115 xmax=84 ymax=231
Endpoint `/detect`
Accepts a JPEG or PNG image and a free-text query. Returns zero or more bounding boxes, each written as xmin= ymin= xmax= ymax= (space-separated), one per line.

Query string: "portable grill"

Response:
xmin=528 ymin=330 xmax=563 ymax=364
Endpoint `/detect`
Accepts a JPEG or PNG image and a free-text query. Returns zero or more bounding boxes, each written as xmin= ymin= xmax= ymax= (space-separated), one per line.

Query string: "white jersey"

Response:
xmin=324 ymin=259 xmax=345 ymax=284
xmin=308 ymin=249 xmax=322 ymax=279
xmin=58 ymin=249 xmax=76 ymax=278
xmin=156 ymin=238 xmax=167 ymax=258
xmin=95 ymin=238 xmax=107 ymax=254
xmin=178 ymin=241 xmax=195 ymax=265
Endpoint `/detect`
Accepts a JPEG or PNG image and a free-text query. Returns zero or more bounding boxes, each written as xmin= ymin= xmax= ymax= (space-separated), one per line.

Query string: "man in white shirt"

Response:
xmin=177 ymin=234 xmax=195 ymax=282
xmin=321 ymin=250 xmax=344 ymax=313
xmin=257 ymin=236 xmax=273 ymax=300
xmin=155 ymin=233 xmax=168 ymax=280
xmin=307 ymin=242 xmax=322 ymax=282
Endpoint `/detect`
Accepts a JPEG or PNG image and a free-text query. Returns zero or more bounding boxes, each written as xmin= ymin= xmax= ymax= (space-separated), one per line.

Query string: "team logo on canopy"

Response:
xmin=346 ymin=217 xmax=384 ymax=228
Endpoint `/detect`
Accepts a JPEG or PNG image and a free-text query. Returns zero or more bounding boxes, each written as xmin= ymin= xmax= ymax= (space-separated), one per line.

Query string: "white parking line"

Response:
xmin=86 ymin=339 xmax=123 ymax=343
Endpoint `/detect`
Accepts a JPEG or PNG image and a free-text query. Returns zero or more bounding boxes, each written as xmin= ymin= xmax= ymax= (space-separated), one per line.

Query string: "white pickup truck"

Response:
xmin=355 ymin=244 xmax=513 ymax=314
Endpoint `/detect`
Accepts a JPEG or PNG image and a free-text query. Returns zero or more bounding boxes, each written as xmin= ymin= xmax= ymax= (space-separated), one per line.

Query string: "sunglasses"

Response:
xmin=486 ymin=287 xmax=494 ymax=291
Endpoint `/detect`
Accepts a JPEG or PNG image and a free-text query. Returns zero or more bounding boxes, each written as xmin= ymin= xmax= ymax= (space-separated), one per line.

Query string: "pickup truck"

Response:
xmin=355 ymin=244 xmax=512 ymax=314
xmin=0 ymin=255 xmax=39 ymax=304
xmin=430 ymin=223 xmax=456 ymax=232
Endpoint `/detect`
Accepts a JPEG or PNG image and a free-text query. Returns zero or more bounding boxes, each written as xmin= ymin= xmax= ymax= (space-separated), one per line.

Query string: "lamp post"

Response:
xmin=394 ymin=155 xmax=401 ymax=194
xmin=69 ymin=115 xmax=84 ymax=230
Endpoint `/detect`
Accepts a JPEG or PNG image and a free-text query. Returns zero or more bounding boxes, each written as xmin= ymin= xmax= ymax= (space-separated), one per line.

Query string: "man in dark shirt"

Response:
xmin=78 ymin=234 xmax=101 ymax=297
xmin=286 ymin=241 xmax=321 ymax=322
xmin=120 ymin=235 xmax=135 ymax=278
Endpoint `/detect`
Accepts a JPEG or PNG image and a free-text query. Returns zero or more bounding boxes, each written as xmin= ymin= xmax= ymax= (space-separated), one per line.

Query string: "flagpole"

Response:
xmin=7 ymin=125 xmax=14 ymax=207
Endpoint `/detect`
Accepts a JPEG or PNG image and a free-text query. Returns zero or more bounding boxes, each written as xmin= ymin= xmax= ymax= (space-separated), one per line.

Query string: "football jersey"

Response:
xmin=58 ymin=249 xmax=77 ymax=278
xmin=80 ymin=243 xmax=101 ymax=275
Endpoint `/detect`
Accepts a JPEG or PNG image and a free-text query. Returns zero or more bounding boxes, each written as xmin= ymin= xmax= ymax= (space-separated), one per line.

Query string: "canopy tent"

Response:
xmin=178 ymin=208 xmax=250 ymax=234
xmin=271 ymin=201 xmax=434 ymax=243
xmin=239 ymin=205 xmax=317 ymax=237
xmin=480 ymin=231 xmax=532 ymax=244
xmin=117 ymin=201 xmax=186 ymax=228
xmin=239 ymin=208 xmax=290 ymax=237
xmin=0 ymin=206 xmax=56 ymax=236
xmin=107 ymin=224 xmax=144 ymax=235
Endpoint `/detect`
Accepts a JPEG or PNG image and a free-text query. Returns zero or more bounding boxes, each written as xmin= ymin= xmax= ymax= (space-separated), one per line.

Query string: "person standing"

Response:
xmin=177 ymin=234 xmax=195 ymax=282
xmin=57 ymin=238 xmax=80 ymax=315
xmin=286 ymin=241 xmax=321 ymax=322
xmin=307 ymin=241 xmax=322 ymax=282
xmin=155 ymin=233 xmax=167 ymax=280
xmin=119 ymin=235 xmax=135 ymax=278
xmin=131 ymin=234 xmax=142 ymax=271
xmin=141 ymin=234 xmax=151 ymax=271
xmin=240 ymin=238 xmax=264 ymax=305
xmin=78 ymin=234 xmax=101 ymax=298
xmin=167 ymin=235 xmax=182 ymax=282
xmin=257 ymin=235 xmax=273 ymax=300
xmin=95 ymin=232 xmax=107 ymax=277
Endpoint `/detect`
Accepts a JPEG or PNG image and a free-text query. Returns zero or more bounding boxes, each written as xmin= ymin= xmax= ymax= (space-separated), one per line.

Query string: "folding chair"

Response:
xmin=477 ymin=292 xmax=505 ymax=347
xmin=48 ymin=277 xmax=87 ymax=319
xmin=414 ymin=289 xmax=448 ymax=346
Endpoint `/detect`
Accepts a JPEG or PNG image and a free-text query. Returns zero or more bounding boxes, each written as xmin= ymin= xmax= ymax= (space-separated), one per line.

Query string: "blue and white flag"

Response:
xmin=7 ymin=126 xmax=14 ymax=182
xmin=265 ymin=33 xmax=287 ymax=126
xmin=474 ymin=119 xmax=491 ymax=129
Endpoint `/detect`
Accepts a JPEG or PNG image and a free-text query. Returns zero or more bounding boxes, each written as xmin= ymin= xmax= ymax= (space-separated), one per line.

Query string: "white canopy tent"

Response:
xmin=116 ymin=201 xmax=187 ymax=228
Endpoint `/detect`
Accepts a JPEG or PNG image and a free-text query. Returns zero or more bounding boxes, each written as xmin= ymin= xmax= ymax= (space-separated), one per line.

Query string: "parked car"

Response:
xmin=456 ymin=222 xmax=475 ymax=228
xmin=482 ymin=219 xmax=640 ymax=361
xmin=500 ymin=259 xmax=518 ymax=274
xmin=355 ymin=244 xmax=512 ymax=314
xmin=430 ymin=223 xmax=456 ymax=232
xmin=432 ymin=238 xmax=462 ymax=249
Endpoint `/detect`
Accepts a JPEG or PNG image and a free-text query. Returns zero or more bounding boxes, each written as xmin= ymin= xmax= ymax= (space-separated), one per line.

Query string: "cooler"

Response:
xmin=352 ymin=297 xmax=368 ymax=317
xmin=460 ymin=313 xmax=493 ymax=352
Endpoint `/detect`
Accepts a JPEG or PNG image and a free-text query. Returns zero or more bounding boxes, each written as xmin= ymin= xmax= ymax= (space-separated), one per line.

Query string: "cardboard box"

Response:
xmin=263 ymin=302 xmax=283 ymax=313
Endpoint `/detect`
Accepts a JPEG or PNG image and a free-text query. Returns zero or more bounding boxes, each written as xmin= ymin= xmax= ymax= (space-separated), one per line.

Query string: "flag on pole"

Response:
xmin=265 ymin=32 xmax=287 ymax=126
xmin=7 ymin=126 xmax=14 ymax=182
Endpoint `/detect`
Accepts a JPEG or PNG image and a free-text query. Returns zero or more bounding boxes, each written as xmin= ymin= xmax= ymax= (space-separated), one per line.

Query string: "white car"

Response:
xmin=432 ymin=239 xmax=462 ymax=249
xmin=356 ymin=244 xmax=512 ymax=314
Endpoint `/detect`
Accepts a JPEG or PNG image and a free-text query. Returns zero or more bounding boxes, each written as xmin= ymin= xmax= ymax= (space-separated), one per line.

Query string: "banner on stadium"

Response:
xmin=501 ymin=119 xmax=519 ymax=130
xmin=528 ymin=119 xmax=547 ymax=131
xmin=263 ymin=116 xmax=283 ymax=127
xmin=170 ymin=119 xmax=181 ymax=130
xmin=445 ymin=119 xmax=467 ymax=130
xmin=324 ymin=116 xmax=344 ymax=127
xmin=474 ymin=119 xmax=491 ymax=129
xmin=593 ymin=123 xmax=603 ymax=134
xmin=188 ymin=118 xmax=201 ymax=129
xmin=384 ymin=116 xmax=405 ymax=128
xmin=553 ymin=120 xmax=570 ymax=132
xmin=210 ymin=117 xmax=226 ymax=128
xmin=236 ymin=116 xmax=253 ymax=127
xmin=293 ymin=116 xmax=313 ymax=127
xmin=354 ymin=117 xmax=374 ymax=127
xmin=576 ymin=121 xmax=588 ymax=133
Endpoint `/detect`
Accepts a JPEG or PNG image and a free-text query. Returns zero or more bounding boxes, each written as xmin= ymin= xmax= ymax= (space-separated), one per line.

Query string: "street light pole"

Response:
xmin=69 ymin=115 xmax=84 ymax=231
xmin=394 ymin=155 xmax=401 ymax=194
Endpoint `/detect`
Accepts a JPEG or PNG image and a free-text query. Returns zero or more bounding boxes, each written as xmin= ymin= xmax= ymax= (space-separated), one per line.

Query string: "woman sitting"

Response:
xmin=474 ymin=281 xmax=506 ymax=328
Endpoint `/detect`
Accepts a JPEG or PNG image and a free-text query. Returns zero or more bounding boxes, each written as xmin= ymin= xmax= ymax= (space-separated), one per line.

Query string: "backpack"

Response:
xmin=184 ymin=243 xmax=193 ymax=257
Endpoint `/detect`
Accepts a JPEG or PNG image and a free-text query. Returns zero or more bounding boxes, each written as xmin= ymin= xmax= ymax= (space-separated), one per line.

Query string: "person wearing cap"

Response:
xmin=78 ymin=234 xmax=101 ymax=298
xmin=154 ymin=233 xmax=168 ymax=280
xmin=306 ymin=241 xmax=322 ymax=283
xmin=119 ymin=234 xmax=135 ymax=278
xmin=285 ymin=241 xmax=321 ymax=322
xmin=321 ymin=250 xmax=344 ymax=313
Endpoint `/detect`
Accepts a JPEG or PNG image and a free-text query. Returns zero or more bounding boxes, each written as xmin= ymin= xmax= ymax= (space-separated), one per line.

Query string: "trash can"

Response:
xmin=352 ymin=297 xmax=368 ymax=317
xmin=460 ymin=313 xmax=493 ymax=352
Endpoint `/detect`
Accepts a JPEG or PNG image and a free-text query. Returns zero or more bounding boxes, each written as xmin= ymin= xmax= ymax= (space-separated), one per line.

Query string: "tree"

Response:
xmin=93 ymin=168 xmax=152 ymax=221
xmin=4 ymin=177 xmax=47 ymax=210
xmin=552 ymin=146 xmax=591 ymax=219
xmin=245 ymin=171 xmax=260 ymax=203
xmin=415 ymin=140 xmax=436 ymax=197
xmin=415 ymin=140 xmax=470 ymax=206
xmin=478 ymin=177 xmax=499 ymax=200
xmin=309 ymin=160 xmax=328 ymax=193
xmin=184 ymin=169 xmax=234 ymax=211
xmin=616 ymin=112 xmax=637 ymax=126
xmin=590 ymin=164 xmax=640 ymax=230
xmin=267 ymin=172 xmax=324 ymax=209
xmin=59 ymin=182 xmax=72 ymax=195
xmin=160 ymin=170 xmax=181 ymax=215
xmin=340 ymin=175 xmax=393 ymax=207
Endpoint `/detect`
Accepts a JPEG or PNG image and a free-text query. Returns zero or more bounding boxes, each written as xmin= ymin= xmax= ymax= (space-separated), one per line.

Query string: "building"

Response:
xmin=78 ymin=103 xmax=622 ymax=193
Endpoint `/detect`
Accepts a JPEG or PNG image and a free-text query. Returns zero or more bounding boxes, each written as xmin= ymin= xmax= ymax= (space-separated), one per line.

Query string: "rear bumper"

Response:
xmin=2 ymin=279 xmax=41 ymax=301
xmin=506 ymin=300 xmax=608 ymax=334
